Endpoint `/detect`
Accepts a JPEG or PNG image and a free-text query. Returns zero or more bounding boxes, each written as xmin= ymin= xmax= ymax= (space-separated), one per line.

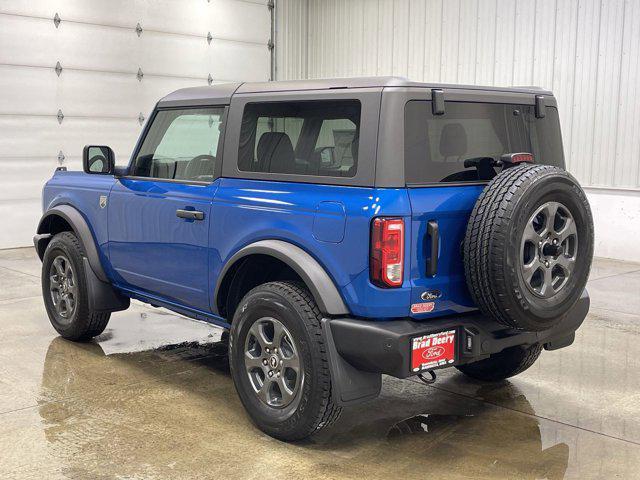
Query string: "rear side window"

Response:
xmin=238 ymin=100 xmax=361 ymax=178
xmin=404 ymin=101 xmax=564 ymax=184
xmin=132 ymin=108 xmax=224 ymax=182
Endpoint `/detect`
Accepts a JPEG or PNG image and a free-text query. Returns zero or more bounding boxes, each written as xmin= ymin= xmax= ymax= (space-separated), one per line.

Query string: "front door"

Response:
xmin=108 ymin=106 xmax=225 ymax=311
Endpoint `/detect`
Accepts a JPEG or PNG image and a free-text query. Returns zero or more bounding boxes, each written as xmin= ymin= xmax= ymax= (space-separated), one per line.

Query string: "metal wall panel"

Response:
xmin=276 ymin=0 xmax=640 ymax=189
xmin=0 ymin=0 xmax=272 ymax=248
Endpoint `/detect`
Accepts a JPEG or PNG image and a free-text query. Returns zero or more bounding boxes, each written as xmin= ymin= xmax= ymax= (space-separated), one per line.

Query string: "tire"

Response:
xmin=42 ymin=231 xmax=110 ymax=341
xmin=463 ymin=164 xmax=594 ymax=331
xmin=229 ymin=281 xmax=341 ymax=441
xmin=456 ymin=343 xmax=543 ymax=382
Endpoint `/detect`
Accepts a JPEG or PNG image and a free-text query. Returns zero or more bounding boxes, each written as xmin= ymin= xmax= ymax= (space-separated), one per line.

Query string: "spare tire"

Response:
xmin=463 ymin=164 xmax=594 ymax=331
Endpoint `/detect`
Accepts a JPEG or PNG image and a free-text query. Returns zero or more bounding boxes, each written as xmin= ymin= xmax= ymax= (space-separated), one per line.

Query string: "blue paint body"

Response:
xmin=42 ymin=170 xmax=481 ymax=326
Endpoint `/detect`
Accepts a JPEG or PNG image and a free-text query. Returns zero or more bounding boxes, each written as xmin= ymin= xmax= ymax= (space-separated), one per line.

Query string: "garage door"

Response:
xmin=0 ymin=0 xmax=272 ymax=248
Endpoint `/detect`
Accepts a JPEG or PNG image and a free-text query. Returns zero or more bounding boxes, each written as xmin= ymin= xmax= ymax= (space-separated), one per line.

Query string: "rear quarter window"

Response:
xmin=237 ymin=100 xmax=361 ymax=178
xmin=404 ymin=101 xmax=564 ymax=185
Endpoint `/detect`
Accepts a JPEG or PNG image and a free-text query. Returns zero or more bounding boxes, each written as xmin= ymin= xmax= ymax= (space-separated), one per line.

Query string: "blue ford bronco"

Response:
xmin=35 ymin=77 xmax=593 ymax=440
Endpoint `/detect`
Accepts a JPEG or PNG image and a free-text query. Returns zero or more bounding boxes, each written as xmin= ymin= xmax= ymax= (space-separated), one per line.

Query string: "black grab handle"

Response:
xmin=426 ymin=220 xmax=439 ymax=277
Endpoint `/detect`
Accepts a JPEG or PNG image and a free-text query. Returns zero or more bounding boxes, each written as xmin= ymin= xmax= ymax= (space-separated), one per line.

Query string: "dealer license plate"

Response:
xmin=411 ymin=329 xmax=456 ymax=373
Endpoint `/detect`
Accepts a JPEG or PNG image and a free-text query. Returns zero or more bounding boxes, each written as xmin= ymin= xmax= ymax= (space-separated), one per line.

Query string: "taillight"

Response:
xmin=370 ymin=217 xmax=404 ymax=288
xmin=501 ymin=152 xmax=534 ymax=164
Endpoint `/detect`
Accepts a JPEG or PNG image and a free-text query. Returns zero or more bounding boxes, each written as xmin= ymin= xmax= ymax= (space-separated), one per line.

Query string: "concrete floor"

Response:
xmin=1 ymin=248 xmax=639 ymax=480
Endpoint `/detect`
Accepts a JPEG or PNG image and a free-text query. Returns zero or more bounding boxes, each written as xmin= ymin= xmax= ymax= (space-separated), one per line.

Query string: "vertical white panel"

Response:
xmin=591 ymin=0 xmax=625 ymax=186
xmin=278 ymin=0 xmax=640 ymax=191
xmin=391 ymin=0 xmax=410 ymax=76
xmin=408 ymin=0 xmax=427 ymax=81
xmin=614 ymin=0 xmax=640 ymax=187
xmin=277 ymin=0 xmax=308 ymax=80
xmin=493 ymin=0 xmax=516 ymax=85
xmin=307 ymin=0 xmax=320 ymax=79
xmin=423 ymin=0 xmax=443 ymax=82
xmin=350 ymin=0 xmax=365 ymax=76
xmin=512 ymin=0 xmax=536 ymax=85
xmin=334 ymin=0 xmax=345 ymax=76
xmin=362 ymin=0 xmax=381 ymax=75
xmin=457 ymin=0 xmax=478 ymax=84
xmin=532 ymin=0 xmax=557 ymax=88
xmin=474 ymin=0 xmax=497 ymax=84
xmin=377 ymin=0 xmax=394 ymax=75
xmin=568 ymin=0 xmax=602 ymax=184
xmin=440 ymin=0 xmax=461 ymax=82
xmin=552 ymin=0 xmax=579 ymax=172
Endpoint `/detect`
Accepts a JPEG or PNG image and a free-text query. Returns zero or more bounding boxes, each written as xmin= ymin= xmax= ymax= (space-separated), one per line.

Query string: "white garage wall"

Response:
xmin=275 ymin=0 xmax=640 ymax=262
xmin=0 ymin=0 xmax=273 ymax=249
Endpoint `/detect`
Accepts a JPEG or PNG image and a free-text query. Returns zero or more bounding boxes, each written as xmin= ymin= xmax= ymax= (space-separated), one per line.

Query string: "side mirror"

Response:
xmin=83 ymin=145 xmax=115 ymax=175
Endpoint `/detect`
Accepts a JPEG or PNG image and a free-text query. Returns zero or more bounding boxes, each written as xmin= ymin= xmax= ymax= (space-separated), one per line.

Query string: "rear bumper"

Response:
xmin=323 ymin=290 xmax=589 ymax=402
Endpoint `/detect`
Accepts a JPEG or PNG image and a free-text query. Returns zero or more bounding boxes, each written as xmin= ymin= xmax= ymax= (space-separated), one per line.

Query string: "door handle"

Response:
xmin=176 ymin=209 xmax=204 ymax=221
xmin=426 ymin=220 xmax=439 ymax=277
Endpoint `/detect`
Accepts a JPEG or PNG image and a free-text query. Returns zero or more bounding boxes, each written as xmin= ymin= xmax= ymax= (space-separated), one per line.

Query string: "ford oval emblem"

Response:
xmin=421 ymin=289 xmax=442 ymax=301
xmin=422 ymin=346 xmax=445 ymax=360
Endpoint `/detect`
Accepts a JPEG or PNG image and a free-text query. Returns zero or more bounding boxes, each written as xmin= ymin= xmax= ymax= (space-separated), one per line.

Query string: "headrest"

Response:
xmin=257 ymin=132 xmax=295 ymax=173
xmin=351 ymin=133 xmax=359 ymax=163
xmin=439 ymin=123 xmax=467 ymax=158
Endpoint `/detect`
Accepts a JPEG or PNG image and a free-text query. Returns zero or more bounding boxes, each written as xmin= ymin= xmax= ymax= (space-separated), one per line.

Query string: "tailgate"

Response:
xmin=407 ymin=185 xmax=482 ymax=318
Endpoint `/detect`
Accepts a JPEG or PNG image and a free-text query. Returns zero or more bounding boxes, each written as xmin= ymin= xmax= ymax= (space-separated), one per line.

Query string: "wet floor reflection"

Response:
xmin=302 ymin=374 xmax=575 ymax=479
xmin=385 ymin=409 xmax=569 ymax=479
xmin=33 ymin=322 xmax=582 ymax=480
xmin=2 ymin=253 xmax=639 ymax=478
xmin=95 ymin=308 xmax=226 ymax=355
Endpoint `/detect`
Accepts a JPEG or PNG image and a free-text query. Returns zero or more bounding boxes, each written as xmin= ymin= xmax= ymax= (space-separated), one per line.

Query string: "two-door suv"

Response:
xmin=35 ymin=77 xmax=593 ymax=440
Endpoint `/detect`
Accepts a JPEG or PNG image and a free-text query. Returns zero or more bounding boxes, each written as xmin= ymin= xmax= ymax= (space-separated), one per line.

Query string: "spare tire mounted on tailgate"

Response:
xmin=463 ymin=164 xmax=594 ymax=332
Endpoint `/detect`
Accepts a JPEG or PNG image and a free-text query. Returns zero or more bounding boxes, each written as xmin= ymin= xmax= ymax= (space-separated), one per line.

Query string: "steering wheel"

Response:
xmin=185 ymin=154 xmax=216 ymax=181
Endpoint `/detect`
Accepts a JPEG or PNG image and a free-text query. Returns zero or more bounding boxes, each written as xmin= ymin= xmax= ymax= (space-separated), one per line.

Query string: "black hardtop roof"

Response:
xmin=157 ymin=76 xmax=553 ymax=107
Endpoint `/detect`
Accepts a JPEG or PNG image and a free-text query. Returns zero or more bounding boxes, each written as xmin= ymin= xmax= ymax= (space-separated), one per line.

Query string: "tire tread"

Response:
xmin=266 ymin=281 xmax=342 ymax=434
xmin=456 ymin=343 xmax=543 ymax=381
xmin=230 ymin=280 xmax=341 ymax=440
xmin=463 ymin=164 xmax=592 ymax=330
xmin=43 ymin=231 xmax=110 ymax=341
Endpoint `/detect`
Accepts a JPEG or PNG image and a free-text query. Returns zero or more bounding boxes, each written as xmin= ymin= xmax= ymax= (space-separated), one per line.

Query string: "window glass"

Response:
xmin=404 ymin=101 xmax=564 ymax=184
xmin=132 ymin=108 xmax=224 ymax=182
xmin=238 ymin=100 xmax=361 ymax=178
xmin=254 ymin=116 xmax=304 ymax=160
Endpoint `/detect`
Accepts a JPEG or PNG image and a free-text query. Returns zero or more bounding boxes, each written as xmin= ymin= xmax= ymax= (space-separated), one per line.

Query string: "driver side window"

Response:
xmin=132 ymin=107 xmax=224 ymax=182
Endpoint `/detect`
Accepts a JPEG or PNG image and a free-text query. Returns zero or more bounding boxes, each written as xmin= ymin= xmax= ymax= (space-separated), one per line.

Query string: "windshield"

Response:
xmin=404 ymin=101 xmax=564 ymax=184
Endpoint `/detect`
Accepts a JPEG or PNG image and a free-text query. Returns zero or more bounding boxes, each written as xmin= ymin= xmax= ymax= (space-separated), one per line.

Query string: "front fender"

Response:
xmin=35 ymin=205 xmax=108 ymax=283
xmin=214 ymin=239 xmax=349 ymax=316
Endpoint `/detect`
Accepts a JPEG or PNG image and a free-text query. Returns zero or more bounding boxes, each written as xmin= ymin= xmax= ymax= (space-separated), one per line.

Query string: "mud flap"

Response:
xmin=83 ymin=258 xmax=130 ymax=313
xmin=543 ymin=332 xmax=575 ymax=351
xmin=321 ymin=318 xmax=381 ymax=406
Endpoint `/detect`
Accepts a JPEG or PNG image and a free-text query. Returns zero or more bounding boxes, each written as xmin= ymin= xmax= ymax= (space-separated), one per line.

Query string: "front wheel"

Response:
xmin=229 ymin=281 xmax=341 ymax=441
xmin=42 ymin=232 xmax=110 ymax=341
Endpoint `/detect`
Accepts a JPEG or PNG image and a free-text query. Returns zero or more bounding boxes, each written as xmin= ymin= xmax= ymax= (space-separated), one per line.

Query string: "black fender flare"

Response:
xmin=35 ymin=205 xmax=109 ymax=283
xmin=214 ymin=240 xmax=349 ymax=316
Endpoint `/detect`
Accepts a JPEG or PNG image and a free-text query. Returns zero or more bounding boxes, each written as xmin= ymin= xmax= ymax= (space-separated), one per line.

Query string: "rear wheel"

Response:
xmin=456 ymin=343 xmax=543 ymax=381
xmin=42 ymin=232 xmax=110 ymax=341
xmin=229 ymin=281 xmax=340 ymax=441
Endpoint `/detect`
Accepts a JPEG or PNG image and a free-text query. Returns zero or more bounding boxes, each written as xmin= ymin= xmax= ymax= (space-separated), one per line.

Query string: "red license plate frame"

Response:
xmin=410 ymin=329 xmax=457 ymax=373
